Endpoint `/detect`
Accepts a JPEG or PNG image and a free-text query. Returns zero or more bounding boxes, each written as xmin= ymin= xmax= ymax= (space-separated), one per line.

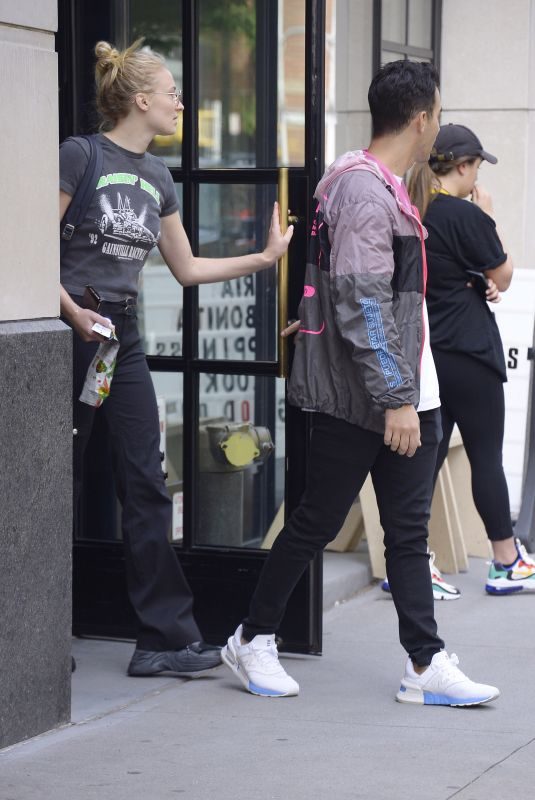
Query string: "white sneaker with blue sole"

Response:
xmin=396 ymin=651 xmax=500 ymax=707
xmin=222 ymin=624 xmax=299 ymax=697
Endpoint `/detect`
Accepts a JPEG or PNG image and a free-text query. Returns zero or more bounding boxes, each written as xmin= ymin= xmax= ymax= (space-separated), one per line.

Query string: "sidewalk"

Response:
xmin=1 ymin=557 xmax=534 ymax=800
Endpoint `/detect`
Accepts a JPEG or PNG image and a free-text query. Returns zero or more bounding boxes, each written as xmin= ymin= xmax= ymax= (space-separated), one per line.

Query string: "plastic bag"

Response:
xmin=79 ymin=331 xmax=120 ymax=407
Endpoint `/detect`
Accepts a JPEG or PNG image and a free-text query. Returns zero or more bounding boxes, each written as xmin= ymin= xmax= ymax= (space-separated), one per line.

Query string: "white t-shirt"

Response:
xmin=391 ymin=175 xmax=440 ymax=412
xmin=417 ymin=300 xmax=440 ymax=412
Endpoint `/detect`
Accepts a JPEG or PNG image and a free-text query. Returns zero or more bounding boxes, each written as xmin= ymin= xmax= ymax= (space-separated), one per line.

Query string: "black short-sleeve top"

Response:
xmin=423 ymin=193 xmax=508 ymax=380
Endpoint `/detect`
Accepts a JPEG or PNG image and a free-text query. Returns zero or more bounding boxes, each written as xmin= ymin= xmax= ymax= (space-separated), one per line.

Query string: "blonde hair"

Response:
xmin=407 ymin=156 xmax=477 ymax=218
xmin=94 ymin=39 xmax=166 ymax=130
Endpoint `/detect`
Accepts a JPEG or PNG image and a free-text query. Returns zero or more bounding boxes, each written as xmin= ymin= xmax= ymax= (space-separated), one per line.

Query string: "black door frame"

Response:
xmin=61 ymin=0 xmax=326 ymax=653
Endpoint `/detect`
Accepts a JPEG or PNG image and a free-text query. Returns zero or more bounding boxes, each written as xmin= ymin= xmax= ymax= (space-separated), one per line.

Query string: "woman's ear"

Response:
xmin=133 ymin=93 xmax=149 ymax=111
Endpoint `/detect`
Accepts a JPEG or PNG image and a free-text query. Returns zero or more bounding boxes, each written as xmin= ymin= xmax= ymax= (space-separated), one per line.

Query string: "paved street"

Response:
xmin=0 ymin=557 xmax=533 ymax=800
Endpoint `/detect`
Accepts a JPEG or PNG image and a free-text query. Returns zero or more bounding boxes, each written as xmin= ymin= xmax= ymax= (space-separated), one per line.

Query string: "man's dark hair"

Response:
xmin=368 ymin=60 xmax=440 ymax=138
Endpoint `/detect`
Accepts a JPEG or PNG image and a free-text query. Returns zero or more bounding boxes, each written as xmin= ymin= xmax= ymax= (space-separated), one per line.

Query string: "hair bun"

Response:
xmin=94 ymin=41 xmax=123 ymax=78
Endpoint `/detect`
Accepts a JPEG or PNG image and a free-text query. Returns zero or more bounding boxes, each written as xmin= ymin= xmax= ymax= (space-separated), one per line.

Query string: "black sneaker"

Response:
xmin=127 ymin=642 xmax=222 ymax=677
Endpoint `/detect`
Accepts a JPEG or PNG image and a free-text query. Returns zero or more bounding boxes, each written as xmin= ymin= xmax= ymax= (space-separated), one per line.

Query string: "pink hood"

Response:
xmin=314 ymin=149 xmax=425 ymax=236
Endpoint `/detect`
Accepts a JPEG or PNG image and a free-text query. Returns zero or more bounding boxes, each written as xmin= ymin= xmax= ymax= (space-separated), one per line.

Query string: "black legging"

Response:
xmin=433 ymin=348 xmax=513 ymax=542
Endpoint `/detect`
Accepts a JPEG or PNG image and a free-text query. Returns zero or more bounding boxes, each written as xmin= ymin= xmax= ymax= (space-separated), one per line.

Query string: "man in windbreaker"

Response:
xmin=222 ymin=60 xmax=500 ymax=706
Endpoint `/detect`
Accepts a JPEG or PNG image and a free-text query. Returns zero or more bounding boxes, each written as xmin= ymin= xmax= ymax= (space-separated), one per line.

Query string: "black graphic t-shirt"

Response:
xmin=60 ymin=134 xmax=178 ymax=300
xmin=424 ymin=193 xmax=508 ymax=380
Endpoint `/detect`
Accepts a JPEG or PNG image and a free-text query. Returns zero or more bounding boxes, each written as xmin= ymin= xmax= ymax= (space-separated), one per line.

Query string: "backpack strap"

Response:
xmin=60 ymin=134 xmax=103 ymax=259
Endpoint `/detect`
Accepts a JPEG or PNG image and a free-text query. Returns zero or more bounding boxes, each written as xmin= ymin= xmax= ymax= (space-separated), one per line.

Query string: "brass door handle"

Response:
xmin=277 ymin=167 xmax=289 ymax=379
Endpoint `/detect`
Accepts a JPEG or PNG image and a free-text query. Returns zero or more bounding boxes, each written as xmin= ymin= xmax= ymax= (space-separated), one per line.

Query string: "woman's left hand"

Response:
xmin=262 ymin=202 xmax=294 ymax=264
xmin=485 ymin=277 xmax=501 ymax=303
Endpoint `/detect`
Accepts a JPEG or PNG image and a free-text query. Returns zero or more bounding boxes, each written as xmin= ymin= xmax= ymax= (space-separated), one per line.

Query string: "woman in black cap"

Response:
xmin=408 ymin=123 xmax=535 ymax=595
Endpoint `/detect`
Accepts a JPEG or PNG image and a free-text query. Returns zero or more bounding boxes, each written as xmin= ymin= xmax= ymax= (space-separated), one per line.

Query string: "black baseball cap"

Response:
xmin=430 ymin=124 xmax=498 ymax=165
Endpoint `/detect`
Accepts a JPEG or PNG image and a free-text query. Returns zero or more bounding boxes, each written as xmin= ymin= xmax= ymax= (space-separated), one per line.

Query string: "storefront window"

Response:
xmin=376 ymin=0 xmax=441 ymax=69
xmin=130 ymin=0 xmax=183 ymax=167
xmin=408 ymin=0 xmax=433 ymax=49
xmin=198 ymin=183 xmax=277 ymax=362
xmin=198 ymin=0 xmax=305 ymax=167
xmin=138 ymin=184 xmax=184 ymax=356
xmin=195 ymin=375 xmax=286 ymax=548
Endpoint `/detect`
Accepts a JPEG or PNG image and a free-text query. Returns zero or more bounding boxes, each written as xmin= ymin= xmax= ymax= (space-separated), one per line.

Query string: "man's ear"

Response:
xmin=415 ymin=109 xmax=427 ymax=133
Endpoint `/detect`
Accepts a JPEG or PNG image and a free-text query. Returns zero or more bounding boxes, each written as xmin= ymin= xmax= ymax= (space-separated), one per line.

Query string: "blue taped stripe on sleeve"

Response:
xmin=359 ymin=297 xmax=403 ymax=389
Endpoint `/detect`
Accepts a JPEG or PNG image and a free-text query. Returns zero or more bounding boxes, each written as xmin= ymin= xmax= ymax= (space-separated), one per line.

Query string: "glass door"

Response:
xmin=66 ymin=0 xmax=326 ymax=653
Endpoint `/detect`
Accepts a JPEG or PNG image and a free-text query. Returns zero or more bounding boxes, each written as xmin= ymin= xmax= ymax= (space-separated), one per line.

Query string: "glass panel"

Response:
xmin=130 ymin=0 xmax=183 ymax=167
xmin=278 ymin=0 xmax=306 ymax=166
xmin=381 ymin=50 xmax=406 ymax=65
xmin=198 ymin=183 xmax=278 ymax=361
xmin=77 ymin=371 xmax=183 ymax=544
xmin=139 ymin=184 xmax=184 ymax=357
xmin=408 ymin=0 xmax=433 ymax=49
xmin=197 ymin=0 xmax=305 ymax=167
xmin=325 ymin=0 xmax=337 ymax=166
xmin=152 ymin=371 xmax=184 ymax=544
xmin=381 ymin=0 xmax=407 ymax=44
xmin=195 ymin=374 xmax=286 ymax=548
xmin=198 ymin=0 xmax=257 ymax=167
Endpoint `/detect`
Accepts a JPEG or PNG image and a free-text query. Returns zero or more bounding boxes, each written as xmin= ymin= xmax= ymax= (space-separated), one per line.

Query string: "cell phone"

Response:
xmin=82 ymin=284 xmax=101 ymax=312
xmin=466 ymin=270 xmax=489 ymax=300
xmin=91 ymin=322 xmax=113 ymax=339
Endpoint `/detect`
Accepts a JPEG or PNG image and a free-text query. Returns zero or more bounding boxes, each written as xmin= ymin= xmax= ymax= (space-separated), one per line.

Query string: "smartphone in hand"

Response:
xmin=466 ymin=269 xmax=489 ymax=300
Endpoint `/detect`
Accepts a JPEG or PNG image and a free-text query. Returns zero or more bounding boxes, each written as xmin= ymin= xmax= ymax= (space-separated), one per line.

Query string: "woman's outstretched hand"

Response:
xmin=263 ymin=201 xmax=294 ymax=264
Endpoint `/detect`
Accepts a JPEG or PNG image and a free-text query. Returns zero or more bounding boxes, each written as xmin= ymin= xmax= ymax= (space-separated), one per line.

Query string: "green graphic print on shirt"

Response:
xmin=95 ymin=173 xmax=161 ymax=257
xmin=59 ymin=135 xmax=179 ymax=299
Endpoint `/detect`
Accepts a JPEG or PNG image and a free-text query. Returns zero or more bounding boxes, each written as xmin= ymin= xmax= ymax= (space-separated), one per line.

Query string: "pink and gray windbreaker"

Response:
xmin=287 ymin=150 xmax=428 ymax=434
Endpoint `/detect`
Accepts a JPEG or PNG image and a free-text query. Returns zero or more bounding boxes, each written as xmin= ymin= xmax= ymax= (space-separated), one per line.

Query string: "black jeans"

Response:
xmin=433 ymin=349 xmax=513 ymax=541
xmin=69 ymin=298 xmax=201 ymax=651
xmin=243 ymin=409 xmax=445 ymax=666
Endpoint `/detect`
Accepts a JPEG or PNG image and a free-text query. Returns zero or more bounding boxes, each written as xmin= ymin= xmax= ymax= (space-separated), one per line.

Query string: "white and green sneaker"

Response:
xmin=486 ymin=538 xmax=535 ymax=595
xmin=381 ymin=550 xmax=461 ymax=601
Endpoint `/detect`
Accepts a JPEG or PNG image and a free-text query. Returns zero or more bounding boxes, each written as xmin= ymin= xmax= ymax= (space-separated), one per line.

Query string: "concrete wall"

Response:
xmin=0 ymin=2 xmax=60 ymax=320
xmin=440 ymin=0 xmax=535 ymax=269
xmin=333 ymin=0 xmax=535 ymax=270
xmin=333 ymin=0 xmax=374 ymax=157
xmin=0 ymin=320 xmax=72 ymax=749
xmin=0 ymin=1 xmax=72 ymax=749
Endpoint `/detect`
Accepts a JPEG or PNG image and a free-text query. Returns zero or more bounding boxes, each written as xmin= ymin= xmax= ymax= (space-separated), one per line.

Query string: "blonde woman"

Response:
xmin=408 ymin=123 xmax=535 ymax=595
xmin=60 ymin=40 xmax=293 ymax=677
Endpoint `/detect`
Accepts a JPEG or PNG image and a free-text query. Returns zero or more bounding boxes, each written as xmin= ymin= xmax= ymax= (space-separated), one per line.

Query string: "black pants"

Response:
xmin=243 ymin=409 xmax=445 ymax=666
xmin=69 ymin=298 xmax=201 ymax=651
xmin=433 ymin=349 xmax=513 ymax=542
